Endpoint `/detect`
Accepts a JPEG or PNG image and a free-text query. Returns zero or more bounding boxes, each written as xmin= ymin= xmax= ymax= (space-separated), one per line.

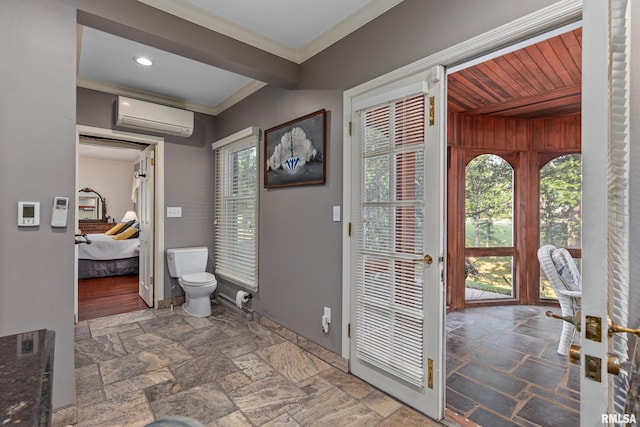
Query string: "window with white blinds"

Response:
xmin=213 ymin=131 xmax=258 ymax=291
xmin=354 ymin=94 xmax=426 ymax=386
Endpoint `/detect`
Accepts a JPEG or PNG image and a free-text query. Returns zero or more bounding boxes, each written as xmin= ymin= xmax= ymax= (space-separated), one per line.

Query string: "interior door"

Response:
xmin=138 ymin=145 xmax=155 ymax=307
xmin=349 ymin=65 xmax=445 ymax=419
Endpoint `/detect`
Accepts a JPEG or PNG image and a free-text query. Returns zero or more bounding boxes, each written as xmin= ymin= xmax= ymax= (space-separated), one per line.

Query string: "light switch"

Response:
xmin=332 ymin=206 xmax=341 ymax=222
xmin=167 ymin=207 xmax=182 ymax=217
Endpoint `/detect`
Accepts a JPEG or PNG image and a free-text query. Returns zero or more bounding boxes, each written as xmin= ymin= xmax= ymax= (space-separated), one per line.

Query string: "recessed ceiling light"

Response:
xmin=134 ymin=56 xmax=153 ymax=67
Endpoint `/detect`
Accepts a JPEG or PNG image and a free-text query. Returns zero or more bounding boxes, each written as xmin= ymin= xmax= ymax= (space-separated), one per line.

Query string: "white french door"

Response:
xmin=348 ymin=65 xmax=445 ymax=419
xmin=138 ymin=145 xmax=155 ymax=307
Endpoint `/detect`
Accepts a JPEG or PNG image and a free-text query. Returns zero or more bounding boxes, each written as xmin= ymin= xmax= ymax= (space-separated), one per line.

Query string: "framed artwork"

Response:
xmin=264 ymin=109 xmax=326 ymax=188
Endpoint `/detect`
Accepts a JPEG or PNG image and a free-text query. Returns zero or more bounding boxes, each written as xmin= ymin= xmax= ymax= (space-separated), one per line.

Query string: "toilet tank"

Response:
xmin=166 ymin=247 xmax=208 ymax=277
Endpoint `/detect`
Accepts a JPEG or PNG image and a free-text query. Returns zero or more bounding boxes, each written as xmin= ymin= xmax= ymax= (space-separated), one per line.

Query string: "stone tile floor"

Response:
xmin=54 ymin=303 xmax=443 ymax=427
xmin=446 ymin=305 xmax=580 ymax=426
xmin=53 ymin=302 xmax=579 ymax=427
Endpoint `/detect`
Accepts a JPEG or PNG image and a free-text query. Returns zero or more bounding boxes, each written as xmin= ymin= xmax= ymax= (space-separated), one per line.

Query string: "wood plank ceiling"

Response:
xmin=448 ymin=28 xmax=582 ymax=119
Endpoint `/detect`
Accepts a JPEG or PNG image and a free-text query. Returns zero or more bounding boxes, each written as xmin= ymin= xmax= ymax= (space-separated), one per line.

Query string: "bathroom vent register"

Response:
xmin=216 ymin=292 xmax=253 ymax=320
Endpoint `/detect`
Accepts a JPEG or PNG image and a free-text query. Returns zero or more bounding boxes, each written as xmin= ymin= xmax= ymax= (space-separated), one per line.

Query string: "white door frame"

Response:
xmin=342 ymin=0 xmax=582 ymax=359
xmin=341 ymin=0 xmax=616 ymax=421
xmin=580 ymin=0 xmax=611 ymax=421
xmin=75 ymin=125 xmax=165 ymax=319
xmin=138 ymin=144 xmax=156 ymax=307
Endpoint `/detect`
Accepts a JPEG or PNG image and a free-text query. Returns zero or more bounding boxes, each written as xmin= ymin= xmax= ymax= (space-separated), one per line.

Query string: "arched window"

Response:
xmin=465 ymin=154 xmax=514 ymax=300
xmin=539 ymin=153 xmax=582 ymax=299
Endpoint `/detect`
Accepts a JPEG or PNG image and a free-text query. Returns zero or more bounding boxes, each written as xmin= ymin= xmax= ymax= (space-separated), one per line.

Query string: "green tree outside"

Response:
xmin=462 ymin=153 xmax=582 ymax=299
xmin=539 ymin=154 xmax=582 ymax=248
xmin=465 ymin=154 xmax=513 ymax=247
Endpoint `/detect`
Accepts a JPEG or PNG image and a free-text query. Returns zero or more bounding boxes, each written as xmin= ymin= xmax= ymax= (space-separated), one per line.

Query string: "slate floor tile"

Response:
xmin=516 ymin=395 xmax=579 ymax=426
xmin=513 ymin=358 xmax=566 ymax=391
xmin=458 ymin=362 xmax=528 ymax=395
xmin=468 ymin=407 xmax=524 ymax=427
xmin=447 ymin=373 xmax=518 ymax=417
xmin=445 ymin=305 xmax=580 ymax=426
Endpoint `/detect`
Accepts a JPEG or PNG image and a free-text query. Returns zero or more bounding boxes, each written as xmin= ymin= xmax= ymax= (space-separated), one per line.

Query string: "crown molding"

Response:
xmin=77 ymin=77 xmax=218 ymax=115
xmin=298 ymin=0 xmax=404 ymax=62
xmin=137 ymin=0 xmax=404 ymax=64
xmin=212 ymin=80 xmax=267 ymax=115
xmin=77 ymin=77 xmax=265 ymax=116
xmin=137 ymin=0 xmax=298 ymax=62
xmin=345 ymin=0 xmax=582 ymax=99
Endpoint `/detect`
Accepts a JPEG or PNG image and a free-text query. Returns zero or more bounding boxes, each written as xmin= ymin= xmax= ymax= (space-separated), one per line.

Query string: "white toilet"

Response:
xmin=166 ymin=247 xmax=217 ymax=317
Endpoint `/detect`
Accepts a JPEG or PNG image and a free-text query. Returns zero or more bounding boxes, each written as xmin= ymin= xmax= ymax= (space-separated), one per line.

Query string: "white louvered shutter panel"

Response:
xmin=354 ymin=94 xmax=426 ymax=386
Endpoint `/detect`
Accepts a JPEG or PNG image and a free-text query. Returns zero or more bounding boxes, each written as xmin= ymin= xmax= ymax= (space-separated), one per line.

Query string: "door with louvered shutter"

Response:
xmin=349 ymin=66 xmax=445 ymax=419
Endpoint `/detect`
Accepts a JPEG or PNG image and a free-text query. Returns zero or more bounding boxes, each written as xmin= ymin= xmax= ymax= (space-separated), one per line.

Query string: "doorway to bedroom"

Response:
xmin=76 ymin=130 xmax=159 ymax=321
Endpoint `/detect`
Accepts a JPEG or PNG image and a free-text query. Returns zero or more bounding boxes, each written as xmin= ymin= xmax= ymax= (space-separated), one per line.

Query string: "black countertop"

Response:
xmin=0 ymin=329 xmax=55 ymax=426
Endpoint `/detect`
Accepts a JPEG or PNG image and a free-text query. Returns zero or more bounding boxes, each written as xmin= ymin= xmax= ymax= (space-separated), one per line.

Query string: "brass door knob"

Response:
xmin=608 ymin=317 xmax=640 ymax=337
xmin=567 ymin=345 xmax=621 ymax=376
xmin=546 ymin=310 xmax=581 ymax=331
xmin=411 ymin=254 xmax=433 ymax=264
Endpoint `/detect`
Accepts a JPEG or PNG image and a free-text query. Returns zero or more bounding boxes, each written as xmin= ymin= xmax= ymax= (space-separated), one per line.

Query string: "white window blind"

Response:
xmin=354 ymin=94 xmax=426 ymax=387
xmin=213 ymin=129 xmax=259 ymax=291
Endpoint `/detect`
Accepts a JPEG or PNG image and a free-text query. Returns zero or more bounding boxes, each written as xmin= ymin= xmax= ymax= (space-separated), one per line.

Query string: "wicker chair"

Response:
xmin=538 ymin=245 xmax=582 ymax=355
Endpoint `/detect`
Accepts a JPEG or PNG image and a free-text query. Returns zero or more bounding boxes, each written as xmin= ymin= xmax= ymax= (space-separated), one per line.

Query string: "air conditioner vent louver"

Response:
xmin=116 ymin=96 xmax=194 ymax=137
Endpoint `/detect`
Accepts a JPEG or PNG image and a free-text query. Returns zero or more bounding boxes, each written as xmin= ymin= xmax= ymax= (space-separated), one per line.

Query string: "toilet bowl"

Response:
xmin=166 ymin=247 xmax=217 ymax=317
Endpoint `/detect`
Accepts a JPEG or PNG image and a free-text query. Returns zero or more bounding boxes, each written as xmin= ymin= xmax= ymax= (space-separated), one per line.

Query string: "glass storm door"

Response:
xmin=349 ymin=65 xmax=445 ymax=419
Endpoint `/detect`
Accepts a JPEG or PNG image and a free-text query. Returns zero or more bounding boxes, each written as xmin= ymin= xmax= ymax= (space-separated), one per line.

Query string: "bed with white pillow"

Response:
xmin=77 ymin=233 xmax=139 ymax=279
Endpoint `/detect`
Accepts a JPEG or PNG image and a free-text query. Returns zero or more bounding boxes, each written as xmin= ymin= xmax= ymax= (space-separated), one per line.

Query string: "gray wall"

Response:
xmin=299 ymin=0 xmax=564 ymax=90
xmin=0 ymin=0 xmax=564 ymax=409
xmin=215 ymin=0 xmax=561 ymax=355
xmin=77 ymin=87 xmax=216 ymax=297
xmin=215 ymin=87 xmax=344 ymax=352
xmin=76 ymin=0 xmax=298 ymax=89
xmin=0 ymin=0 xmax=77 ymax=408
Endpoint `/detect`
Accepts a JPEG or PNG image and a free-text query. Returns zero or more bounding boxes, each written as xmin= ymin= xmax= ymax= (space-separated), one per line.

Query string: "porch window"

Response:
xmin=465 ymin=154 xmax=514 ymax=300
xmin=539 ymin=153 xmax=582 ymax=299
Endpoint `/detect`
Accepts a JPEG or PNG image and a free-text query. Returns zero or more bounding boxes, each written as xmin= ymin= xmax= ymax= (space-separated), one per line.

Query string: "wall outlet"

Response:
xmin=322 ymin=306 xmax=331 ymax=333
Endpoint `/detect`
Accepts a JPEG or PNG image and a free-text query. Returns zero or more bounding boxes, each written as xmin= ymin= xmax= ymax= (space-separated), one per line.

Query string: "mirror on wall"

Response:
xmin=78 ymin=188 xmax=106 ymax=221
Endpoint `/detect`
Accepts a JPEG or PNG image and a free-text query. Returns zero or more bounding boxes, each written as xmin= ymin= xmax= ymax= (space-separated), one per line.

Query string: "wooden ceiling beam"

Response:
xmin=457 ymin=83 xmax=581 ymax=117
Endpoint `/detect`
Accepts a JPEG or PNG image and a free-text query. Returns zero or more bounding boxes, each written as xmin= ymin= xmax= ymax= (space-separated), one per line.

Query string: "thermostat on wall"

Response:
xmin=18 ymin=201 xmax=40 ymax=226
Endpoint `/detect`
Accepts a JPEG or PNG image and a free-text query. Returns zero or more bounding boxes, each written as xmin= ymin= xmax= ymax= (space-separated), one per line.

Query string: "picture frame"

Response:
xmin=264 ymin=109 xmax=326 ymax=188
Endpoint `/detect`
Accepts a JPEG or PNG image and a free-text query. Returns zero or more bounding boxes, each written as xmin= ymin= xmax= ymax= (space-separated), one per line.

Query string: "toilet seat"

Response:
xmin=180 ymin=272 xmax=217 ymax=286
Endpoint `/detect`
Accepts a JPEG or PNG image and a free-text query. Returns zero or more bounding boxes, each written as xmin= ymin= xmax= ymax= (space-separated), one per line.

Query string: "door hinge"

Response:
xmin=348 ymin=121 xmax=353 ymax=136
xmin=348 ymin=323 xmax=351 ymax=337
xmin=427 ymin=358 xmax=433 ymax=389
xmin=348 ymin=222 xmax=352 ymax=236
xmin=151 ymin=157 xmax=155 ymax=166
xmin=150 ymin=276 xmax=154 ymax=285
xmin=429 ymin=96 xmax=435 ymax=126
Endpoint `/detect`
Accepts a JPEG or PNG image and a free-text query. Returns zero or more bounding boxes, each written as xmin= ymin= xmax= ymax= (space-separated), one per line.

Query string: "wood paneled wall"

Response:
xmin=456 ymin=115 xmax=529 ymax=151
xmin=530 ymin=114 xmax=581 ymax=152
xmin=446 ymin=111 xmax=581 ymax=310
xmin=449 ymin=111 xmax=581 ymax=151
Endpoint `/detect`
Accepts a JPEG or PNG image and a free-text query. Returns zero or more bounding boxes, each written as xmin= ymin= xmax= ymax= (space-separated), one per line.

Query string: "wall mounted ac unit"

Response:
xmin=116 ymin=96 xmax=194 ymax=137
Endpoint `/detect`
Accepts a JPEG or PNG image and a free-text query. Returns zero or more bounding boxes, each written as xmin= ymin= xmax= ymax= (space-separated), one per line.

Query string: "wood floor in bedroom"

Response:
xmin=78 ymin=274 xmax=149 ymax=321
